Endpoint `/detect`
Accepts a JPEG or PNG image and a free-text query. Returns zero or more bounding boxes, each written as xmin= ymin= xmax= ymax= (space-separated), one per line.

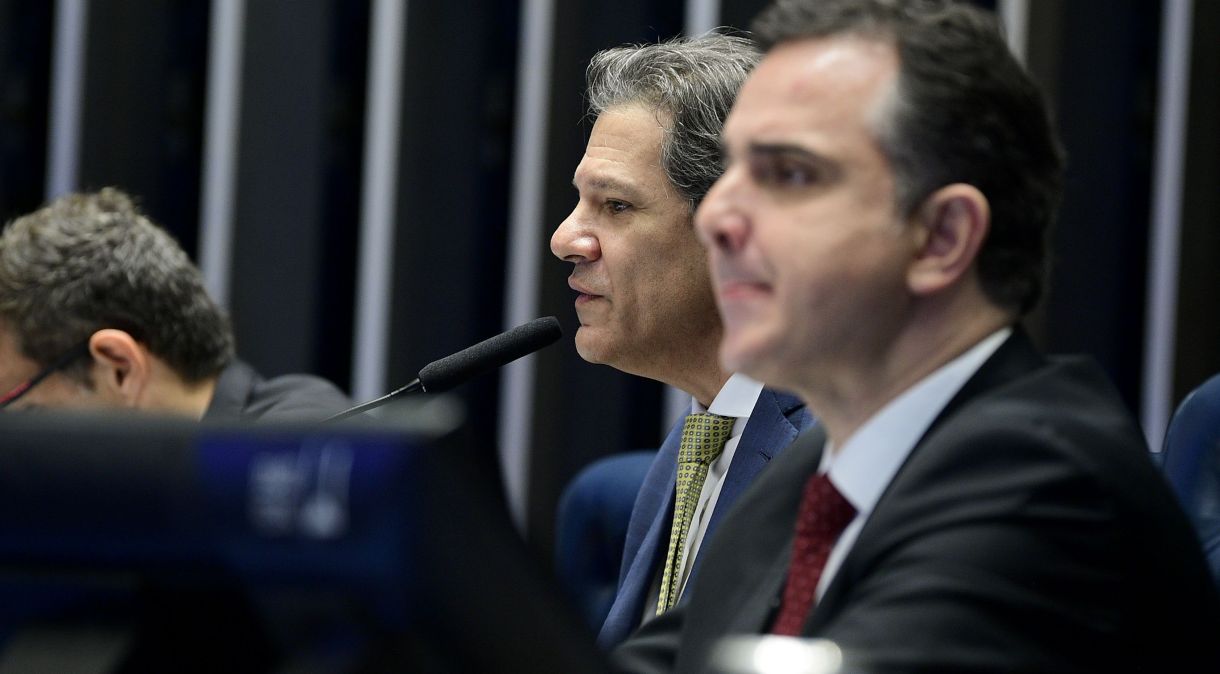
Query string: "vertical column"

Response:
xmin=351 ymin=0 xmax=408 ymax=402
xmin=198 ymin=0 xmax=246 ymax=307
xmin=685 ymin=0 xmax=719 ymax=35
xmin=44 ymin=0 xmax=88 ymax=199
xmin=998 ymin=0 xmax=1030 ymax=65
xmin=499 ymin=0 xmax=557 ymax=532
xmin=1142 ymin=0 xmax=1194 ymax=451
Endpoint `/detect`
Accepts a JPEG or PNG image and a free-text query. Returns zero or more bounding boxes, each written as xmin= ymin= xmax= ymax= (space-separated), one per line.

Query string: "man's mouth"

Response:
xmin=568 ymin=278 xmax=604 ymax=302
xmin=717 ymin=278 xmax=770 ymax=301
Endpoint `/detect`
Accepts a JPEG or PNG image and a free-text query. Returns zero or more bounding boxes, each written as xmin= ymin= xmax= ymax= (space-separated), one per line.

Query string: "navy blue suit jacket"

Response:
xmin=596 ymin=388 xmax=812 ymax=648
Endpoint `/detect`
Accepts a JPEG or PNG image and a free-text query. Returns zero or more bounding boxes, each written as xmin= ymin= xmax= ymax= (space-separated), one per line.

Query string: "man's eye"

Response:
xmin=752 ymin=158 xmax=816 ymax=188
xmin=605 ymin=200 xmax=631 ymax=214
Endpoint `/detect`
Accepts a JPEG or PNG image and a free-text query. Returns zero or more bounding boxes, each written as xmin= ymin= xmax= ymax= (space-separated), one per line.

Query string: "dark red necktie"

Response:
xmin=770 ymin=472 xmax=857 ymax=636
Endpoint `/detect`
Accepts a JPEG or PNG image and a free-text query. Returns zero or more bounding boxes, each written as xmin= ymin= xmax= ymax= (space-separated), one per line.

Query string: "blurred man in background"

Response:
xmin=615 ymin=1 xmax=1220 ymax=671
xmin=550 ymin=34 xmax=814 ymax=648
xmin=0 ymin=187 xmax=350 ymax=420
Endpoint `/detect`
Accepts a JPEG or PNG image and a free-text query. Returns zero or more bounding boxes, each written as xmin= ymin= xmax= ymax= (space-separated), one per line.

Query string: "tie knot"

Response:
xmin=678 ymin=412 xmax=734 ymax=465
xmin=797 ymin=473 xmax=857 ymax=535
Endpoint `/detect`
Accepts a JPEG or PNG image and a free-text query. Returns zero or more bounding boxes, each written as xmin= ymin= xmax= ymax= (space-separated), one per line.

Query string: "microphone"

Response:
xmin=324 ymin=316 xmax=563 ymax=422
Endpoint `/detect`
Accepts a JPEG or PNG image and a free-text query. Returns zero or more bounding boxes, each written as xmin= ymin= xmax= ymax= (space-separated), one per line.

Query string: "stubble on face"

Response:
xmin=561 ymin=105 xmax=723 ymax=385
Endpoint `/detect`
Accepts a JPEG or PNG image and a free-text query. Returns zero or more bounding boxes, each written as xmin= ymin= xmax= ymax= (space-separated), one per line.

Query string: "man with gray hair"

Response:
xmin=0 ymin=188 xmax=350 ymax=420
xmin=550 ymin=34 xmax=814 ymax=648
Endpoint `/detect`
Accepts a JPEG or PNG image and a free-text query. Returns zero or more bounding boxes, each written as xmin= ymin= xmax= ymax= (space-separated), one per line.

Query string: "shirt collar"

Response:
xmin=821 ymin=327 xmax=1012 ymax=514
xmin=692 ymin=372 xmax=765 ymax=419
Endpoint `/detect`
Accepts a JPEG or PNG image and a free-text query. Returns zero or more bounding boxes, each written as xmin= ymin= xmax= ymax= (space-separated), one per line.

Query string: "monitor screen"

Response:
xmin=0 ymin=413 xmax=604 ymax=673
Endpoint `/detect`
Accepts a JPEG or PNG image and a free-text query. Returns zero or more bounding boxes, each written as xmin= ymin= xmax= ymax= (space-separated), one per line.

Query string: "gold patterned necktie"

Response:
xmin=656 ymin=412 xmax=734 ymax=614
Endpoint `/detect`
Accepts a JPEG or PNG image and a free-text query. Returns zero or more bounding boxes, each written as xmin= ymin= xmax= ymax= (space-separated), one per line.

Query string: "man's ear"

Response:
xmin=87 ymin=329 xmax=149 ymax=406
xmin=907 ymin=183 xmax=990 ymax=297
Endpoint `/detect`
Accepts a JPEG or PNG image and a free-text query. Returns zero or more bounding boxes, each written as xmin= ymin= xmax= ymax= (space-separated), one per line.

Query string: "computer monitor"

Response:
xmin=0 ymin=413 xmax=605 ymax=673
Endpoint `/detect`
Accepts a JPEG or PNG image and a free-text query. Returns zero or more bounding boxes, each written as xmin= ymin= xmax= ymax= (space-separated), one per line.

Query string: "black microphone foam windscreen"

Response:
xmin=417 ymin=316 xmax=562 ymax=393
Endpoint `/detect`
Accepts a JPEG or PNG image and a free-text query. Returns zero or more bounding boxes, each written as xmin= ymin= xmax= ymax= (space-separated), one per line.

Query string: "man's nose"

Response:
xmin=696 ymin=167 xmax=750 ymax=254
xmin=551 ymin=208 xmax=600 ymax=263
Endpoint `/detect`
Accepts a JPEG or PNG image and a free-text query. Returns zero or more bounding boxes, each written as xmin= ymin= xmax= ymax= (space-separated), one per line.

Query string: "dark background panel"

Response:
xmin=385 ymin=0 xmax=519 ymax=460
xmin=1174 ymin=0 xmax=1220 ymax=400
xmin=720 ymin=0 xmax=772 ymax=31
xmin=229 ymin=0 xmax=328 ymax=379
xmin=720 ymin=0 xmax=997 ymax=37
xmin=228 ymin=0 xmax=366 ymax=386
xmin=76 ymin=0 xmax=209 ymax=256
xmin=1036 ymin=0 xmax=1162 ymax=416
xmin=309 ymin=0 xmax=369 ymax=390
xmin=0 ymin=0 xmax=52 ymax=225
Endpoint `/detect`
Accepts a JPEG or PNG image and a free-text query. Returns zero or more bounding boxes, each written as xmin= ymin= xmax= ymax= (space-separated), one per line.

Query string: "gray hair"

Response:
xmin=0 ymin=188 xmax=235 ymax=384
xmin=585 ymin=33 xmax=761 ymax=211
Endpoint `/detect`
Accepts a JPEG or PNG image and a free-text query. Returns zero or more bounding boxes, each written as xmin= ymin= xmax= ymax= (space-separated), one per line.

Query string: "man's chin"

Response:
xmin=719 ymin=332 xmax=778 ymax=386
xmin=573 ymin=328 xmax=616 ymax=366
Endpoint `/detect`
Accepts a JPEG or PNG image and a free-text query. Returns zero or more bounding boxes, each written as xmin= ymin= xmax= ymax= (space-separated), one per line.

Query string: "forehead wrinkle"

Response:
xmin=573 ymin=163 xmax=651 ymax=203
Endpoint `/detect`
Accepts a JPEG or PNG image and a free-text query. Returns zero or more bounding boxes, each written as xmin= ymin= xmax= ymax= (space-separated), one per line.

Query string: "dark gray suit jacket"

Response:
xmin=203 ymin=360 xmax=351 ymax=422
xmin=615 ymin=330 xmax=1220 ymax=673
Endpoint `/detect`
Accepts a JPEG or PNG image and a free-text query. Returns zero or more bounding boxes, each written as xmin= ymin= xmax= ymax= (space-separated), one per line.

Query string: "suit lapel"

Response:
xmin=728 ymin=425 xmax=828 ymax=634
xmin=809 ymin=328 xmax=1045 ymax=628
xmin=629 ymin=471 xmax=677 ymax=598
xmin=598 ymin=417 xmax=683 ymax=646
xmin=685 ymin=391 xmax=807 ymax=591
xmin=713 ymin=391 xmax=806 ymax=523
xmin=929 ymin=327 xmax=1044 ymax=437
xmin=605 ymin=389 xmax=812 ymax=645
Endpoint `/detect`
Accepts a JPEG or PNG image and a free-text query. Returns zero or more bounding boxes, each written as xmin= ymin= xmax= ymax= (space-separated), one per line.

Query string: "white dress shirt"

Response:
xmin=642 ymin=373 xmax=765 ymax=620
xmin=814 ymin=327 xmax=1011 ymax=600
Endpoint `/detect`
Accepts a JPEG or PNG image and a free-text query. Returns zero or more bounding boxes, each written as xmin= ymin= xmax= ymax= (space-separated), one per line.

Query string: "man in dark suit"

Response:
xmin=550 ymin=35 xmax=814 ymax=648
xmin=614 ymin=0 xmax=1220 ymax=671
xmin=0 ymin=188 xmax=350 ymax=421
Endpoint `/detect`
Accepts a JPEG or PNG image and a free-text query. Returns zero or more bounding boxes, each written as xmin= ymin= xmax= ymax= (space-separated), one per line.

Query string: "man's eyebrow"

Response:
xmin=571 ymin=176 xmax=646 ymax=202
xmin=719 ymin=139 xmax=824 ymax=161
xmin=746 ymin=142 xmax=823 ymax=161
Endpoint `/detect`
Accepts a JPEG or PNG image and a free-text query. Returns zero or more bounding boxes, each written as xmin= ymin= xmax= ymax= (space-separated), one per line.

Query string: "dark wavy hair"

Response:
xmin=0 ymin=188 xmax=235 ymax=384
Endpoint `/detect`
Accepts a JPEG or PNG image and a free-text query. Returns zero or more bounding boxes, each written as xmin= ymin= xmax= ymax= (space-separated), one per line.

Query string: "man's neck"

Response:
xmin=141 ymin=366 xmax=219 ymax=420
xmin=694 ymin=372 xmax=734 ymax=410
xmin=669 ymin=365 xmax=732 ymax=410
xmin=629 ymin=335 xmax=729 ymax=408
xmin=798 ymin=301 xmax=1012 ymax=447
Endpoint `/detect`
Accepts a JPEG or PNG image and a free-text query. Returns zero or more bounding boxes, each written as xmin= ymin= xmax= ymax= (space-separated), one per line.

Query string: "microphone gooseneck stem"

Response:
xmin=322 ymin=378 xmax=423 ymax=422
xmin=320 ymin=316 xmax=563 ymax=423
